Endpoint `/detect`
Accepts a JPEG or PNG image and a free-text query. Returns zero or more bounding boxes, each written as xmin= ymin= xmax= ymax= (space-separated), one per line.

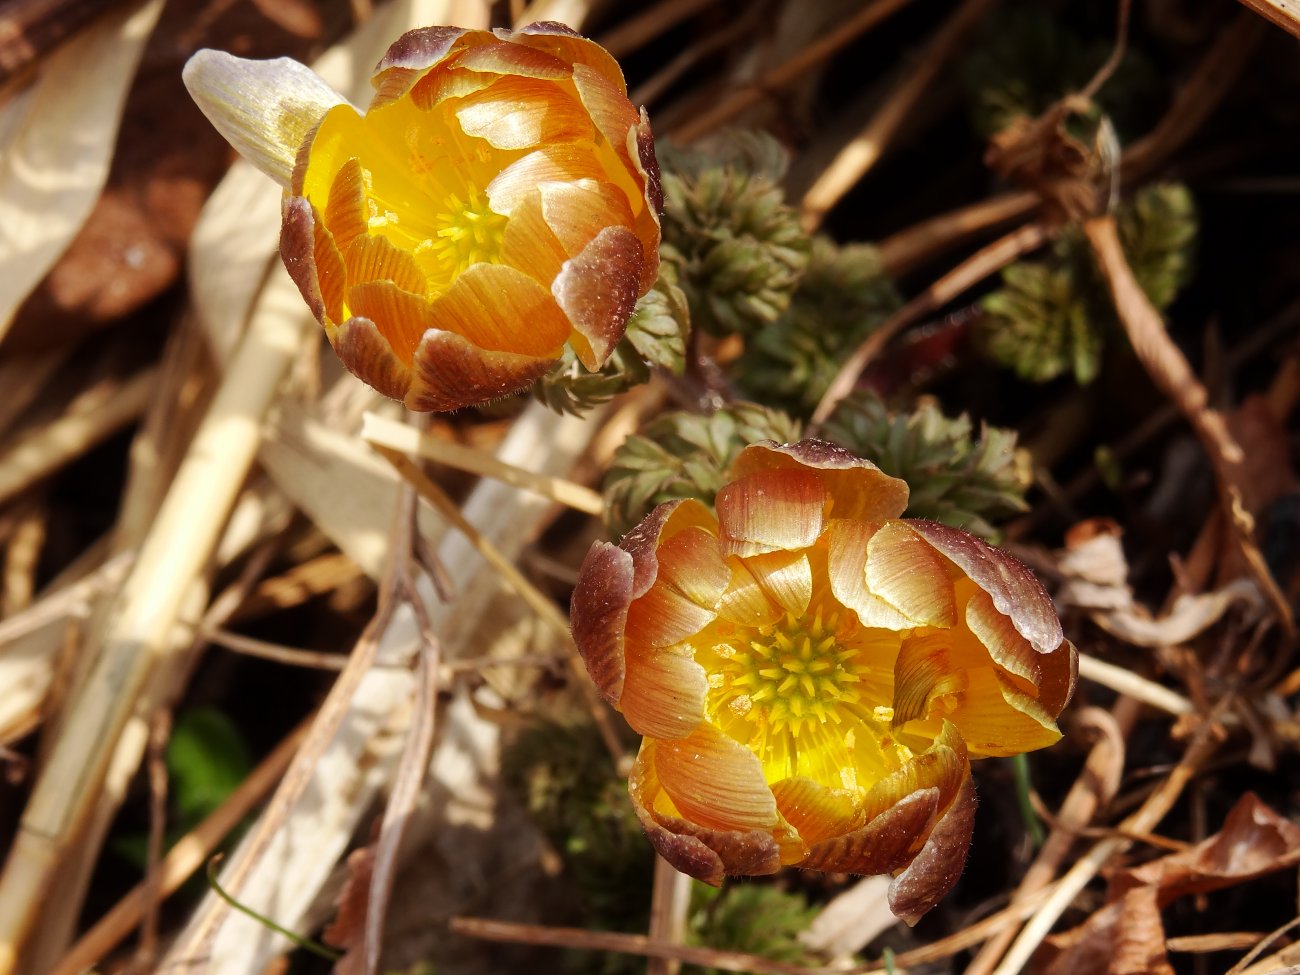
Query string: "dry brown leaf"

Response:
xmin=1041 ymin=793 xmax=1300 ymax=975
xmin=0 ymin=0 xmax=164 ymax=343
xmin=323 ymin=845 xmax=375 ymax=975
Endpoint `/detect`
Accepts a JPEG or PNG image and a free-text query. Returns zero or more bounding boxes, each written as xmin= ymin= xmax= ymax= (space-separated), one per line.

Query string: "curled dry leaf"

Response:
xmin=1042 ymin=793 xmax=1300 ymax=975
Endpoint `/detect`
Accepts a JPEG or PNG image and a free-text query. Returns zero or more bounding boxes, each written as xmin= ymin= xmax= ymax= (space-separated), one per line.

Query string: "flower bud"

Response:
xmin=185 ymin=23 xmax=661 ymax=411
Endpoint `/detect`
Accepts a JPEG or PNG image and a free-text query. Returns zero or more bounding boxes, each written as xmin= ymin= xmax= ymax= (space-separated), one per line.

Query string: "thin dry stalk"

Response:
xmin=1076 ymin=653 xmax=1205 ymax=719
xmin=1236 ymin=0 xmax=1300 ymax=37
xmin=373 ymin=445 xmax=629 ymax=771
xmin=44 ymin=717 xmax=308 ymax=975
xmin=630 ymin=5 xmax=763 ymax=108
xmin=1084 ymin=214 xmax=1293 ymax=633
xmin=647 ymin=855 xmax=693 ymax=975
xmin=2 ymin=502 xmax=45 ymax=615
xmin=0 ymin=274 xmax=309 ymax=971
xmin=669 ymin=0 xmax=916 ymax=143
xmin=132 ymin=710 xmax=172 ymax=972
xmin=205 ymin=627 xmax=347 ymax=671
xmin=0 ymin=367 xmax=156 ymax=507
xmin=799 ymin=0 xmax=998 ymax=230
xmin=364 ymin=570 xmax=441 ymax=975
xmin=231 ymin=552 xmax=365 ymax=622
xmin=989 ymin=702 xmax=1228 ymax=975
xmin=810 ymin=221 xmax=1050 ymax=426
xmin=878 ymin=191 xmax=1039 ymax=276
xmin=598 ymin=0 xmax=714 ymax=57
xmin=964 ymin=707 xmax=1125 ymax=975
xmin=0 ymin=348 xmax=68 ymax=438
xmin=361 ymin=412 xmax=604 ymax=516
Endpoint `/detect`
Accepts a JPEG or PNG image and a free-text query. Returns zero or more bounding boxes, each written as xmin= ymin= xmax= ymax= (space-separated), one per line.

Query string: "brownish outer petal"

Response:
xmin=801 ymin=787 xmax=940 ymax=877
xmin=404 ymin=329 xmax=554 ymax=412
xmin=729 ymin=439 xmax=910 ymax=524
xmin=281 ymin=196 xmax=325 ymax=323
xmin=619 ymin=499 xmax=719 ymax=596
xmin=911 ymin=519 xmax=1066 ymax=655
xmin=368 ymin=26 xmax=487 ymax=107
xmin=510 ymin=21 xmax=628 ymax=94
xmin=629 ymin=741 xmax=782 ymax=886
xmin=571 ymin=540 xmax=635 ymax=706
xmin=888 ymin=776 xmax=977 ymax=924
xmin=966 ymin=589 xmax=1077 ymax=719
xmin=327 ymin=316 xmax=415 ymax=403
xmin=553 ymin=225 xmax=643 ymax=369
xmin=634 ymin=111 xmax=664 ymax=216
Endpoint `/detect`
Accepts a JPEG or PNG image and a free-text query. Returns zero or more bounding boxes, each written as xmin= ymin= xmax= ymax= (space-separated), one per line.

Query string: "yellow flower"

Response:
xmin=184 ymin=24 xmax=661 ymax=411
xmin=571 ymin=439 xmax=1077 ymax=922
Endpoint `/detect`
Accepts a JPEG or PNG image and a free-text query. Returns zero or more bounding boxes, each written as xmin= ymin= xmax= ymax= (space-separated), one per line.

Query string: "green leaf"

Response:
xmin=168 ymin=706 xmax=253 ymax=826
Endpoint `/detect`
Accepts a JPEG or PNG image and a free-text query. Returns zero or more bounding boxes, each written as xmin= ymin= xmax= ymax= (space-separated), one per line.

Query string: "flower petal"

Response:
xmin=323 ymin=156 xmax=369 ymax=252
xmin=867 ymin=522 xmax=957 ymax=627
xmin=486 ymin=145 xmax=608 ymax=215
xmin=455 ymin=76 xmax=591 ymax=150
xmin=771 ymin=776 xmax=862 ymax=848
xmin=912 ymin=520 xmax=1065 ymax=655
xmin=455 ymin=38 xmax=571 ymax=80
xmin=715 ymin=468 xmax=826 ymax=557
xmin=746 ymin=550 xmax=813 ymax=618
xmin=801 ymin=787 xmax=939 ymax=876
xmin=654 ymin=724 xmax=779 ymax=833
xmin=404 ymin=329 xmax=554 ymax=412
xmin=729 ymin=440 xmax=909 ymax=522
xmin=629 ymin=740 xmax=781 ymax=885
xmin=966 ymin=589 xmax=1076 ymax=717
xmin=183 ymin=50 xmax=347 ymax=187
xmin=369 ymin=26 xmax=485 ymax=107
xmin=280 ymin=197 xmax=328 ymax=324
xmin=571 ymin=540 xmax=634 ymax=705
xmin=326 ymin=316 xmax=413 ymax=403
xmin=539 ymin=178 xmax=637 ymax=255
xmin=625 ymin=525 xmax=726 ymax=648
xmin=891 ymin=633 xmax=969 ymax=727
xmin=554 ymin=225 xmax=643 ymax=369
xmin=500 ymin=189 xmax=571 ymax=287
xmin=622 ymin=648 xmax=708 ymax=739
xmin=888 ymin=776 xmax=977 ymax=924
xmin=716 ymin=558 xmax=783 ymax=628
xmin=827 ymin=520 xmax=909 ymax=630
xmin=344 ymin=233 xmax=424 ymax=294
xmin=347 ymin=280 xmax=434 ymax=362
xmin=426 ymin=263 xmax=572 ymax=356
xmin=512 ymin=21 xmax=627 ymax=94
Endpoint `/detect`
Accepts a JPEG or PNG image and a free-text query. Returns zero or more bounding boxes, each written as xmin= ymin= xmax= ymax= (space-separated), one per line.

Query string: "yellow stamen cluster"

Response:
xmin=713 ymin=610 xmax=867 ymax=745
xmin=418 ymin=186 xmax=508 ymax=282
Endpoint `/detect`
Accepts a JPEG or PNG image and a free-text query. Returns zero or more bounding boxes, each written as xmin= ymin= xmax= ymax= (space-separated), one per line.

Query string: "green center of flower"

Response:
xmin=714 ymin=610 xmax=867 ymax=739
xmin=416 ymin=186 xmax=508 ymax=281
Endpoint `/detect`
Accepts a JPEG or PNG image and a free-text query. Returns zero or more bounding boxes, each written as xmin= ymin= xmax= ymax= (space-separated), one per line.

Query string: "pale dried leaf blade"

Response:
xmin=182 ymin=51 xmax=348 ymax=189
xmin=0 ymin=0 xmax=165 ymax=343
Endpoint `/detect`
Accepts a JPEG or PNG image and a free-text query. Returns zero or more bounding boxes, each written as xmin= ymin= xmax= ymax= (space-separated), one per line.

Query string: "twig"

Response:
xmin=598 ymin=0 xmax=715 ymax=58
xmin=1236 ymin=0 xmax=1300 ymax=37
xmin=647 ymin=856 xmax=693 ymax=975
xmin=1084 ymin=213 xmax=1294 ymax=633
xmin=372 ymin=445 xmax=630 ymax=772
xmin=361 ymin=412 xmax=604 ymax=516
xmin=669 ymin=0 xmax=916 ymax=143
xmin=132 ymin=710 xmax=172 ymax=974
xmin=0 ymin=367 xmax=156 ymax=506
xmin=810 ymin=221 xmax=1050 ymax=426
xmin=799 ymin=0 xmax=998 ymax=230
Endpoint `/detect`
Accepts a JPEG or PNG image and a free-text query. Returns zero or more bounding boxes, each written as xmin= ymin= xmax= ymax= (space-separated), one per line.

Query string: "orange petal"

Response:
xmin=619 ymin=499 xmax=720 ymax=597
xmin=827 ymin=519 xmax=908 ymax=629
xmin=746 ymin=550 xmax=813 ymax=617
xmin=729 ymin=440 xmax=909 ymax=524
xmin=571 ymin=63 xmax=639 ymax=170
xmin=912 ymin=520 xmax=1065 ymax=655
xmin=512 ymin=22 xmax=627 ymax=94
xmin=859 ymin=721 xmax=968 ymax=823
xmin=486 ymin=145 xmax=608 ymax=215
xmin=408 ymin=64 xmax=497 ymax=111
xmin=500 ymin=189 xmax=570 ymax=288
xmin=967 ymin=588 xmax=1075 ymax=717
xmin=425 ymin=263 xmax=571 ymax=356
xmin=716 ymin=558 xmax=781 ymax=627
xmin=570 ymin=540 xmax=634 ymax=705
xmin=294 ymin=102 xmax=367 ymax=201
xmin=866 ymin=522 xmax=957 ymax=627
xmin=348 ymin=280 xmax=433 ymax=363
xmin=715 ymin=468 xmax=827 ymax=557
xmin=539 ymin=178 xmax=637 ymax=255
xmin=344 ymin=233 xmax=424 ymax=294
xmin=625 ymin=525 xmax=725 ymax=648
xmin=326 ymin=316 xmax=414 ymax=403
xmin=771 ymin=776 xmax=862 ymax=848
xmin=368 ymin=26 xmax=487 ymax=108
xmin=892 ymin=634 xmax=970 ymax=727
xmin=323 ymin=157 xmax=368 ymax=252
xmin=622 ymin=649 xmax=708 ymax=739
xmin=455 ymin=76 xmax=591 ymax=150
xmin=888 ymin=776 xmax=977 ymax=924
xmin=628 ymin=111 xmax=663 ymax=293
xmin=404 ymin=329 xmax=554 ymax=412
xmin=554 ymin=225 xmax=643 ymax=369
xmin=801 ymin=787 xmax=939 ymax=876
xmin=629 ymin=741 xmax=781 ymax=885
xmin=280 ymin=197 xmax=327 ymax=324
xmin=654 ymin=724 xmax=779 ymax=833
xmin=455 ymin=38 xmax=571 ymax=79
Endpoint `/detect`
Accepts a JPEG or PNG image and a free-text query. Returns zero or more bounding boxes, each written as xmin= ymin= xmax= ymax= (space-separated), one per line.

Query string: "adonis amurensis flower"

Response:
xmin=184 ymin=23 xmax=661 ymax=411
xmin=571 ymin=440 xmax=1076 ymax=921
